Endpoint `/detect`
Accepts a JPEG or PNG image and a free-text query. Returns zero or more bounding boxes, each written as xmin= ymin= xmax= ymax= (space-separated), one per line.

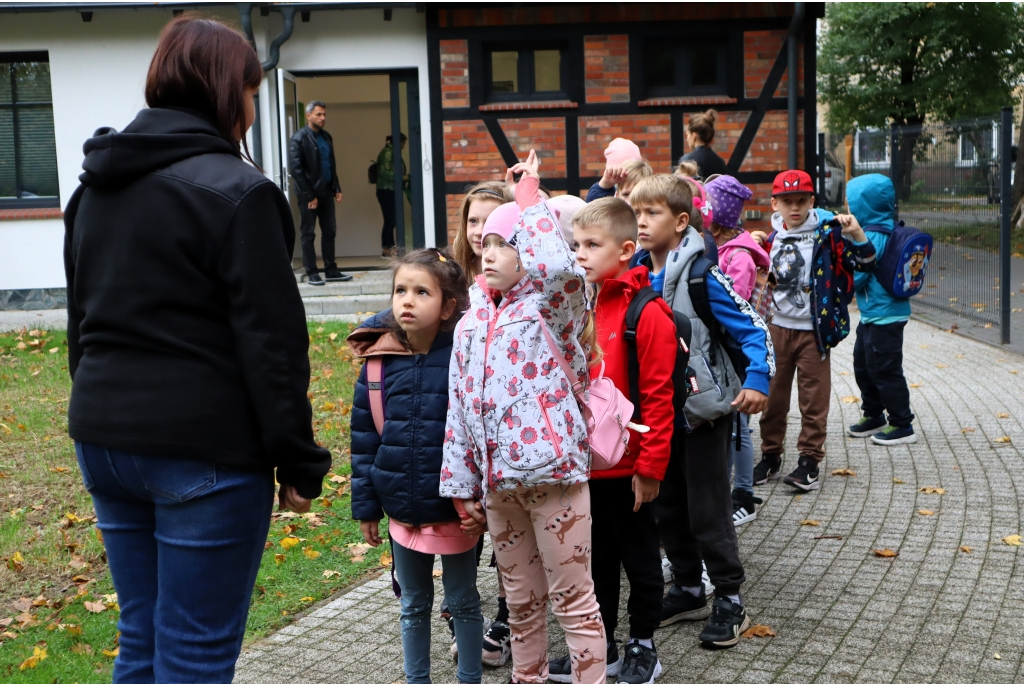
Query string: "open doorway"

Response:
xmin=278 ymin=70 xmax=422 ymax=273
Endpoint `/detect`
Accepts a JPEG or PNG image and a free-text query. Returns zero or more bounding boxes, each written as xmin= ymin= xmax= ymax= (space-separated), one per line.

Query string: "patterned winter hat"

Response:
xmin=704 ymin=175 xmax=753 ymax=230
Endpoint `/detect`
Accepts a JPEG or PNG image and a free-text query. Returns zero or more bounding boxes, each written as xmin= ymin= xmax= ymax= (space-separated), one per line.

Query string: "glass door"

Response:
xmin=389 ymin=71 xmax=424 ymax=251
xmin=276 ymin=69 xmax=299 ymax=194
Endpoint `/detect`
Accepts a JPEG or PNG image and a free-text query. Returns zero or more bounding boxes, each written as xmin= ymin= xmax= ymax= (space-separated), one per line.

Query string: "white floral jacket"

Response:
xmin=440 ymin=202 xmax=591 ymax=499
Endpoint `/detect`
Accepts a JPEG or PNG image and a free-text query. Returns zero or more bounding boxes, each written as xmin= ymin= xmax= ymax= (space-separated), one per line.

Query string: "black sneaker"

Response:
xmin=752 ymin=453 xmax=782 ymax=486
xmin=782 ymin=455 xmax=820 ymax=491
xmin=659 ymin=584 xmax=711 ymax=627
xmin=847 ymin=414 xmax=887 ymax=437
xmin=307 ymin=272 xmax=325 ymax=286
xmin=548 ymin=640 xmax=620 ymax=683
xmin=871 ymin=424 xmax=918 ymax=446
xmin=698 ymin=596 xmax=751 ymax=648
xmin=482 ymin=619 xmax=511 ymax=667
xmin=616 ymin=640 xmax=662 ymax=684
xmin=732 ymin=489 xmax=761 ymax=527
xmin=324 ymin=267 xmax=353 ymax=282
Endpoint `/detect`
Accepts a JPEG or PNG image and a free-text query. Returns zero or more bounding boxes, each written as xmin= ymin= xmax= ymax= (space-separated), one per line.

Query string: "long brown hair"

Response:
xmin=145 ymin=14 xmax=263 ymax=164
xmin=452 ymin=181 xmax=513 ymax=279
xmin=385 ymin=248 xmax=470 ymax=349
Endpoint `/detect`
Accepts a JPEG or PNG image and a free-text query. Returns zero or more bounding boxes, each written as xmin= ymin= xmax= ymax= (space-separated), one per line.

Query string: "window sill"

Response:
xmin=0 ymin=208 xmax=64 ymax=221
xmin=478 ymin=100 xmax=579 ymax=112
xmin=638 ymin=96 xmax=738 ymax=107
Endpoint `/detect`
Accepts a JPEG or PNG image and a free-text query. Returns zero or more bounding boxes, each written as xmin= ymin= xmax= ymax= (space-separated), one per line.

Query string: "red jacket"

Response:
xmin=590 ymin=266 xmax=676 ymax=481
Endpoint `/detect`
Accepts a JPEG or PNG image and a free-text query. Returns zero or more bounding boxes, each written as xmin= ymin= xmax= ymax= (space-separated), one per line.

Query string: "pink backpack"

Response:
xmin=540 ymin=326 xmax=648 ymax=471
xmin=366 ymin=358 xmax=386 ymax=435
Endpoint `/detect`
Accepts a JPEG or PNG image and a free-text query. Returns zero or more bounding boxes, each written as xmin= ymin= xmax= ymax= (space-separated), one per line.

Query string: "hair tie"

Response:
xmin=436 ymin=251 xmax=447 ymax=262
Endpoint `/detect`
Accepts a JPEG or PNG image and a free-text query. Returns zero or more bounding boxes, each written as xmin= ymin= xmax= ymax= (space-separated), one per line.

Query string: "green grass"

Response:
xmin=0 ymin=321 xmax=385 ymax=681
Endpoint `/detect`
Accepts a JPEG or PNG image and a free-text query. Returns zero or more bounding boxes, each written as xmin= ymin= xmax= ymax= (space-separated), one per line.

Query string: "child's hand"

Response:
xmin=599 ymin=164 xmax=628 ymax=190
xmin=750 ymin=230 xmax=768 ymax=246
xmin=631 ymin=474 xmax=661 ymax=512
xmin=834 ymin=213 xmax=867 ymax=242
xmin=456 ymin=498 xmax=488 ymax=536
xmin=509 ymin=149 xmax=541 ymax=180
xmin=360 ymin=520 xmax=383 ymax=547
xmin=732 ymin=388 xmax=768 ymax=415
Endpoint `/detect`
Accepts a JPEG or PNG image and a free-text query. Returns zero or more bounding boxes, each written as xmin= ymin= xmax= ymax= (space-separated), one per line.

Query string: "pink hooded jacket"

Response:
xmin=717 ymin=230 xmax=771 ymax=302
xmin=440 ymin=179 xmax=592 ymax=499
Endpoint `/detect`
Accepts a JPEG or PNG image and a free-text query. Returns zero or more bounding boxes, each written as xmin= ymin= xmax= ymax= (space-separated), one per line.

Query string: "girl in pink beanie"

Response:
xmin=442 ymin=151 xmax=608 ymax=683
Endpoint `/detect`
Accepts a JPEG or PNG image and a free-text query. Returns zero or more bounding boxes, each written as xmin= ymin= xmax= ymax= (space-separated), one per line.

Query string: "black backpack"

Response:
xmin=367 ymin=160 xmax=378 ymax=185
xmin=624 ymin=286 xmax=695 ymax=427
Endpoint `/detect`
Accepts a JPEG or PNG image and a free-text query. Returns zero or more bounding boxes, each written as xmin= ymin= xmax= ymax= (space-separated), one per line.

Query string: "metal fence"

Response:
xmin=818 ymin=109 xmax=1014 ymax=343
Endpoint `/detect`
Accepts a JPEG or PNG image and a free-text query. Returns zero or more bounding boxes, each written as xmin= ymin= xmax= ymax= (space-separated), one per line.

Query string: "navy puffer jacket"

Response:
xmin=349 ymin=313 xmax=458 ymax=525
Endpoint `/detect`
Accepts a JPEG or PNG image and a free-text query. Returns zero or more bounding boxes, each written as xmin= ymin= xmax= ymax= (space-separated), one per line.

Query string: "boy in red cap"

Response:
xmin=753 ymin=170 xmax=875 ymax=491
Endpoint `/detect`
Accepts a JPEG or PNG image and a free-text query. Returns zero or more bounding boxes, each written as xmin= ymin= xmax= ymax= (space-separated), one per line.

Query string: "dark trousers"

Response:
xmin=76 ymin=442 xmax=274 ymax=684
xmin=853 ymin=320 xmax=914 ymax=427
xmin=590 ymin=477 xmax=664 ymax=640
xmin=298 ymin=191 xmax=337 ymax=275
xmin=654 ymin=418 xmax=745 ymax=597
xmin=376 ymin=189 xmax=397 ymax=250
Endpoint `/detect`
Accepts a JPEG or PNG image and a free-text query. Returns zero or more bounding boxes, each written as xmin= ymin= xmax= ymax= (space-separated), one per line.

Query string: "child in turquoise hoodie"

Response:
xmin=845 ymin=174 xmax=917 ymax=445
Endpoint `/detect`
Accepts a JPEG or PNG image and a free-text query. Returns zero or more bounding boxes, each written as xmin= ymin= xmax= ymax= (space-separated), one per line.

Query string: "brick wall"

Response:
xmin=443 ymin=120 xmax=505 ymax=183
xmin=440 ymin=40 xmax=469 ymax=108
xmin=744 ymin=30 xmax=803 ymax=99
xmin=584 ymin=35 xmax=629 ymax=104
xmin=579 ymin=115 xmax=672 ymax=177
xmin=439 ymin=4 xmax=799 ymax=28
xmin=500 ymin=117 xmax=568 ymax=176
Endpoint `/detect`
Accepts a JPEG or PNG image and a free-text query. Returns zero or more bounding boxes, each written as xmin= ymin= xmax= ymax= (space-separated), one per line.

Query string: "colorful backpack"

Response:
xmin=540 ymin=326 xmax=646 ymax=471
xmin=868 ymin=222 xmax=933 ymax=298
xmin=724 ymin=248 xmax=777 ymax=324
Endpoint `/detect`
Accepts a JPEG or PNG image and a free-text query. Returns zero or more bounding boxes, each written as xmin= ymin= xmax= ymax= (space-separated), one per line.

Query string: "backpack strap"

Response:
xmin=624 ymin=286 xmax=663 ymax=422
xmin=539 ymin=325 xmax=585 ymax=397
xmin=687 ymin=255 xmax=719 ymax=343
xmin=366 ymin=357 xmax=386 ymax=437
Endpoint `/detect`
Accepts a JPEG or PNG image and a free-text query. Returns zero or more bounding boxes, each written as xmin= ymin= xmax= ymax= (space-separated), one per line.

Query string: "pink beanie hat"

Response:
xmin=604 ymin=138 xmax=643 ymax=166
xmin=546 ymin=194 xmax=587 ymax=244
xmin=481 ymin=201 xmax=523 ymax=242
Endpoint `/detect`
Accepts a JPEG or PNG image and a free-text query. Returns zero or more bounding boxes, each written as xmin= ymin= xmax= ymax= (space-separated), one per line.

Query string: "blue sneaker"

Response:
xmin=847 ymin=415 xmax=887 ymax=437
xmin=871 ymin=424 xmax=918 ymax=445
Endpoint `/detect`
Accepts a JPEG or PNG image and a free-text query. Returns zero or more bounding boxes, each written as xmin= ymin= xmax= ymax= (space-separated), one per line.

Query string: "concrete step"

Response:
xmin=296 ymin=271 xmax=392 ymax=298
xmin=301 ymin=294 xmax=390 ymax=317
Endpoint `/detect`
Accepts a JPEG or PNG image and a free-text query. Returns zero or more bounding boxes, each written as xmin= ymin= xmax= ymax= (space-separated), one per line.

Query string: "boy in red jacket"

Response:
xmin=547 ymin=197 xmax=678 ymax=685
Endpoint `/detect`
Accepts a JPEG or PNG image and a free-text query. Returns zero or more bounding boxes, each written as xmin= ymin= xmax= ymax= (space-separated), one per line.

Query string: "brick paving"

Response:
xmin=232 ymin=317 xmax=1018 ymax=681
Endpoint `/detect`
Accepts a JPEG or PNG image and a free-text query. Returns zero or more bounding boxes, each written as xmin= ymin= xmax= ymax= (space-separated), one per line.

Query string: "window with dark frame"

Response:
xmin=486 ymin=46 xmax=566 ymax=102
xmin=0 ymin=52 xmax=58 ymax=208
xmin=643 ymin=41 xmax=729 ymax=97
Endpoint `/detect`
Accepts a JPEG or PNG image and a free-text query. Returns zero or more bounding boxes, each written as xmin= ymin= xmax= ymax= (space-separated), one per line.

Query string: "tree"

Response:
xmin=819 ymin=3 xmax=1024 ymax=201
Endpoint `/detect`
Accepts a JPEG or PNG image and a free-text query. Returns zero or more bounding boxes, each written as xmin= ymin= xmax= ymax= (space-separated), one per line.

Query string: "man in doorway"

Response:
xmin=288 ymin=100 xmax=352 ymax=285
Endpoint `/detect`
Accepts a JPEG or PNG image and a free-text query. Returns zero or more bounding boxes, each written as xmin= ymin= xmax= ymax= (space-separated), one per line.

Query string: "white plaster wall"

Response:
xmin=0 ymin=219 xmax=65 ymax=290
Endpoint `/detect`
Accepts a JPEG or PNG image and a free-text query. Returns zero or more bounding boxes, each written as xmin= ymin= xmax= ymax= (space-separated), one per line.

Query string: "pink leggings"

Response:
xmin=486 ymin=482 xmax=606 ymax=684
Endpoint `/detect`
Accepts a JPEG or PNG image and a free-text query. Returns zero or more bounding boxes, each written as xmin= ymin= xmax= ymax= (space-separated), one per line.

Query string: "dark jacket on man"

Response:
xmin=64 ymin=107 xmax=330 ymax=499
xmin=289 ymin=125 xmax=341 ymax=204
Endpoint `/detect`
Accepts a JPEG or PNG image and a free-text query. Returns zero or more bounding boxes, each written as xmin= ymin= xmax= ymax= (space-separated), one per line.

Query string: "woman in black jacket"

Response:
xmin=63 ymin=16 xmax=330 ymax=683
xmin=678 ymin=109 xmax=728 ymax=180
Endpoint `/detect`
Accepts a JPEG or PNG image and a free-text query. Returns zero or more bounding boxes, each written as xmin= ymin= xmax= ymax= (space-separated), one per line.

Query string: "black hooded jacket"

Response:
xmin=64 ymin=107 xmax=330 ymax=498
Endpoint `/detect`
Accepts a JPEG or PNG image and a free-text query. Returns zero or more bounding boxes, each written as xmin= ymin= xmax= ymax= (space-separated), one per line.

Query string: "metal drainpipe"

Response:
xmin=788 ymin=2 xmax=805 ymax=170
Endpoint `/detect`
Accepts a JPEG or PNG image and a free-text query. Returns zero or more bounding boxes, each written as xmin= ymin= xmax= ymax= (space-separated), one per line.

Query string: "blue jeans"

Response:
xmin=392 ymin=538 xmax=482 ymax=684
xmin=728 ymin=412 xmax=754 ymax=495
xmin=75 ymin=442 xmax=274 ymax=684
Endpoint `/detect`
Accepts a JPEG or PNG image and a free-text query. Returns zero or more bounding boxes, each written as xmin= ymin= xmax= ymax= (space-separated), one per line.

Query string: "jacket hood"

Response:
xmin=598 ymin=265 xmax=652 ymax=299
xmin=79 ymin=107 xmax=238 ymax=189
xmin=770 ymin=207 xmax=824 ymax=235
xmin=720 ymin=231 xmax=771 ymax=269
xmin=346 ymin=310 xmax=456 ymax=358
xmin=661 ymin=226 xmax=711 ymax=307
xmin=847 ymin=173 xmax=896 ymax=230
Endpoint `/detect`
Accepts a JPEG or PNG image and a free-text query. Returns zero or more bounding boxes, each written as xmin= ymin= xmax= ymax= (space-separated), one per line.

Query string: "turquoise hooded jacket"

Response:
xmin=848 ymin=174 xmax=911 ymax=324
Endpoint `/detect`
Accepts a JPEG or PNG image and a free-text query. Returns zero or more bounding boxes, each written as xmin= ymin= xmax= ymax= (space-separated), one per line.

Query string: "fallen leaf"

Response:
xmin=872 ymin=548 xmax=899 ymax=558
xmin=301 ymin=596 xmax=315 ymax=602
xmin=893 ymin=478 xmax=906 ymax=484
xmin=380 ymin=551 xmax=393 ymax=567
xmin=71 ymin=575 xmax=92 ymax=584
xmin=71 ymin=643 xmax=92 ymax=655
xmin=997 ymin=413 xmax=1010 ymax=419
xmin=69 ymin=555 xmax=89 ymax=570
xmin=959 ymin=546 xmax=972 ymax=554
xmin=995 ymin=653 xmax=1002 ymax=660
xmin=8 ymin=551 xmax=24 ymax=572
xmin=935 ymin=363 xmax=948 ymax=368
xmin=302 ymin=546 xmax=321 ymax=560
xmin=84 ymin=600 xmax=106 ymax=613
xmin=918 ymin=510 xmax=935 ymax=516
xmin=320 ymin=402 xmax=335 ymax=412
xmin=741 ymin=624 xmax=777 ymax=638
xmin=918 ymin=487 xmax=945 ymax=494
xmin=322 ymin=569 xmax=341 ymax=579
xmin=918 ymin=344 xmax=929 ymax=349
xmin=65 ymin=624 xmax=82 ymax=636
xmin=1002 ymin=534 xmax=1022 ymax=546
xmin=841 ymin=395 xmax=860 ymax=404
xmin=432 ymin=569 xmax=443 ymax=577
xmin=994 ymin=436 xmax=1012 ymax=444
xmin=1 ymin=631 xmax=18 ymax=641
xmin=280 ymin=536 xmax=300 ymax=550
xmin=831 ymin=468 xmax=856 ymax=476
xmin=274 ymin=553 xmax=286 ymax=565
xmin=18 ymin=646 xmax=47 ymax=670
xmin=102 ymin=647 xmax=119 ymax=658
xmin=49 ymin=347 xmax=59 ymax=354
xmin=839 ymin=371 xmax=850 ymax=376
xmin=909 ymin=383 xmax=922 ymax=389
xmin=329 ymin=474 xmax=349 ymax=484
xmin=799 ymin=519 xmax=821 ymax=526
xmin=49 ymin=466 xmax=69 ymax=473
xmin=961 ymin=427 xmax=976 ymax=433
xmin=13 ymin=597 xmax=32 ymax=612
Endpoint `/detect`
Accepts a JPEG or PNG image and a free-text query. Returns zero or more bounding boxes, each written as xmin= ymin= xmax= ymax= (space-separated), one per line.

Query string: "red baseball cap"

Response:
xmin=772 ymin=170 xmax=815 ymax=196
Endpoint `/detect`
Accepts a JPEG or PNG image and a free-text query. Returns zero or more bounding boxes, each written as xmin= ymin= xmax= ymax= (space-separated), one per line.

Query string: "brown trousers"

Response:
xmin=759 ymin=325 xmax=831 ymax=463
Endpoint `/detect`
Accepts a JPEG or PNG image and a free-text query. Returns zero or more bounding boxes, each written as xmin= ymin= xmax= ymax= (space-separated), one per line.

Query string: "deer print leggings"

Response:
xmin=485 ymin=482 xmax=606 ymax=684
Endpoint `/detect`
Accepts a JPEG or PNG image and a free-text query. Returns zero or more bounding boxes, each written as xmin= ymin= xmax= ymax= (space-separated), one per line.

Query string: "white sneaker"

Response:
xmin=661 ymin=555 xmax=673 ymax=584
xmin=662 ymin=556 xmax=715 ymax=595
